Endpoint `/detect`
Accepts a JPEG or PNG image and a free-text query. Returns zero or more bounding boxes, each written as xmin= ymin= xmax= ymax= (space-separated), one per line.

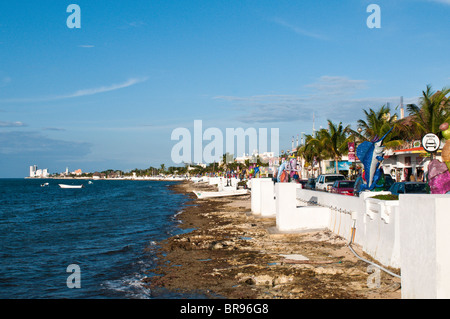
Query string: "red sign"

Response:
xmin=348 ymin=142 xmax=356 ymax=162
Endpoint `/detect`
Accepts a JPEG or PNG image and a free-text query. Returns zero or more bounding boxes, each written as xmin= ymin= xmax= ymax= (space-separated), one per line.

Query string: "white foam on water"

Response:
xmin=102 ymin=275 xmax=152 ymax=299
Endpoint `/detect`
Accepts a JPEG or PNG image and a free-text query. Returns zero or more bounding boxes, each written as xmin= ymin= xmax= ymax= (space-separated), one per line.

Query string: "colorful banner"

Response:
xmin=348 ymin=142 xmax=356 ymax=162
xmin=338 ymin=161 xmax=351 ymax=171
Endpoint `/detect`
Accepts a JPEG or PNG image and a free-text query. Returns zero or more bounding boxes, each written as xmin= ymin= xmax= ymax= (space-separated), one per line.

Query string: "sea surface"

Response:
xmin=0 ymin=178 xmax=197 ymax=299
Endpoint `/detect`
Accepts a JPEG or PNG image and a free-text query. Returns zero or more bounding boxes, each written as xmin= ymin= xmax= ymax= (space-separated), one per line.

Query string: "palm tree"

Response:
xmin=159 ymin=164 xmax=166 ymax=174
xmin=321 ymin=120 xmax=352 ymax=173
xmin=352 ymin=105 xmax=404 ymax=148
xmin=304 ymin=120 xmax=351 ymax=174
xmin=299 ymin=132 xmax=329 ymax=176
xmin=406 ymin=85 xmax=450 ymax=137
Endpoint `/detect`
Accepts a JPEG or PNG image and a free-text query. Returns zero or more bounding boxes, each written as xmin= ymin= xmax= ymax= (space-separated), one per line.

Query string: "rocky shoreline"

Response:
xmin=143 ymin=181 xmax=401 ymax=299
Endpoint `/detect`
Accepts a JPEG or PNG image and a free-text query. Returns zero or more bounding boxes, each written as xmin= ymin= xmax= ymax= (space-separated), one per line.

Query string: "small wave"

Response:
xmin=102 ymin=275 xmax=152 ymax=299
xmin=173 ymin=211 xmax=183 ymax=217
xmin=171 ymin=211 xmax=183 ymax=224
xmin=101 ymin=245 xmax=133 ymax=256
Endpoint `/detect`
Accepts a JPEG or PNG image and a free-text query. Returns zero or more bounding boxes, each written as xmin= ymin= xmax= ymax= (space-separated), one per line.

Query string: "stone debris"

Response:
xmin=144 ymin=181 xmax=401 ymax=299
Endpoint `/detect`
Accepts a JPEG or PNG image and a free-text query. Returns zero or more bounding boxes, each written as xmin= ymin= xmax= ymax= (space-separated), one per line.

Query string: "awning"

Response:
xmin=394 ymin=146 xmax=442 ymax=154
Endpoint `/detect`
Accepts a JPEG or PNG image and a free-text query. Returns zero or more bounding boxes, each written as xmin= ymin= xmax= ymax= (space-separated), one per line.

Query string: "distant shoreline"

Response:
xmin=23 ymin=176 xmax=188 ymax=181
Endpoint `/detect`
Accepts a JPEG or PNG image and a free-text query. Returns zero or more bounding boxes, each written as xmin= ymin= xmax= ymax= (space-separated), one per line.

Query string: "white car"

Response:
xmin=315 ymin=174 xmax=345 ymax=192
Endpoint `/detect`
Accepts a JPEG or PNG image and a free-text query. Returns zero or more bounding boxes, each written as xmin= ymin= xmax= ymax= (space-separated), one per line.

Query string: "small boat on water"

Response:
xmin=58 ymin=184 xmax=84 ymax=189
xmin=40 ymin=182 xmax=49 ymax=187
xmin=193 ymin=189 xmax=249 ymax=199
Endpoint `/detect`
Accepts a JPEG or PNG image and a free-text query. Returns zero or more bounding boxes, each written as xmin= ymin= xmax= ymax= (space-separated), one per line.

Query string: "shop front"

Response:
xmin=383 ymin=147 xmax=438 ymax=182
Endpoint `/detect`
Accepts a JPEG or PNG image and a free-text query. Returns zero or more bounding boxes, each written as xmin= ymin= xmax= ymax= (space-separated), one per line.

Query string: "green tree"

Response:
xmin=298 ymin=133 xmax=327 ymax=175
xmin=303 ymin=120 xmax=351 ymax=174
xmin=406 ymin=85 xmax=450 ymax=137
xmin=352 ymin=105 xmax=404 ymax=148
xmin=319 ymin=120 xmax=351 ymax=174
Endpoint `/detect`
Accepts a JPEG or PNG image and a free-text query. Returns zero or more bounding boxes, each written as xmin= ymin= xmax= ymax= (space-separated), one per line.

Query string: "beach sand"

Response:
xmin=143 ymin=181 xmax=401 ymax=299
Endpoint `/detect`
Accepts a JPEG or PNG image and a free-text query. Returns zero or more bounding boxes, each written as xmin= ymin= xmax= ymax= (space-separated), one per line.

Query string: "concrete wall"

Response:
xmin=276 ymin=183 xmax=330 ymax=232
xmin=250 ymin=178 xmax=264 ymax=215
xmin=364 ymin=198 xmax=401 ymax=268
xmin=294 ymin=187 xmax=401 ymax=268
xmin=260 ymin=179 xmax=276 ymax=217
xmin=218 ymin=177 xmax=238 ymax=192
xmin=399 ymin=194 xmax=450 ymax=299
xmin=208 ymin=177 xmax=220 ymax=185
xmin=254 ymin=183 xmax=450 ymax=298
xmin=251 ymin=178 xmax=277 ymax=217
xmin=296 ymin=188 xmax=363 ymax=242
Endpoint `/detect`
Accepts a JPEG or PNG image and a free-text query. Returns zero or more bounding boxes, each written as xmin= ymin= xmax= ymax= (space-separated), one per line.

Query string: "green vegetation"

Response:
xmin=352 ymin=104 xmax=404 ymax=148
xmin=406 ymin=85 xmax=450 ymax=139
xmin=297 ymin=85 xmax=450 ymax=177
xmin=299 ymin=120 xmax=351 ymax=174
xmin=371 ymin=194 xmax=399 ymax=201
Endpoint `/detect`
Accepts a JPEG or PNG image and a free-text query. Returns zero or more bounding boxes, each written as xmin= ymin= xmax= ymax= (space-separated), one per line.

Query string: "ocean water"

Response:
xmin=0 ymin=178 xmax=195 ymax=299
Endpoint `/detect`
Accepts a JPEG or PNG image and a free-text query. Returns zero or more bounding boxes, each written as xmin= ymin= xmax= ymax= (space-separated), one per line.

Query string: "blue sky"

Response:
xmin=0 ymin=0 xmax=449 ymax=177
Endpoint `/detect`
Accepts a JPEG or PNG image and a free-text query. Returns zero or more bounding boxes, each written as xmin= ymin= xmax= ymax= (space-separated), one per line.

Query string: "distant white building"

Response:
xmin=29 ymin=165 xmax=49 ymax=178
xmin=187 ymin=163 xmax=207 ymax=170
xmin=235 ymin=151 xmax=276 ymax=164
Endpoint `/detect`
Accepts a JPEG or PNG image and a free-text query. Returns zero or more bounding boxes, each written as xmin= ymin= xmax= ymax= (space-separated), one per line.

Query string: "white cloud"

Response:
xmin=63 ymin=77 xmax=147 ymax=99
xmin=78 ymin=44 xmax=95 ymax=48
xmin=0 ymin=131 xmax=91 ymax=156
xmin=42 ymin=127 xmax=66 ymax=131
xmin=0 ymin=121 xmax=26 ymax=128
xmin=305 ymin=76 xmax=368 ymax=96
xmin=272 ymin=18 xmax=328 ymax=41
xmin=214 ymin=76 xmax=416 ymax=124
xmin=0 ymin=77 xmax=148 ymax=103
xmin=118 ymin=21 xmax=147 ymax=30
xmin=214 ymin=94 xmax=309 ymax=104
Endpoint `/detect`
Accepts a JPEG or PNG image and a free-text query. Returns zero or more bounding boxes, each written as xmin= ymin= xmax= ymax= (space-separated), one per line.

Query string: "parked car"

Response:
xmin=305 ymin=178 xmax=316 ymax=190
xmin=383 ymin=174 xmax=395 ymax=191
xmin=315 ymin=174 xmax=345 ymax=192
xmin=388 ymin=182 xmax=430 ymax=195
xmin=330 ymin=180 xmax=355 ymax=196
xmin=298 ymin=179 xmax=308 ymax=188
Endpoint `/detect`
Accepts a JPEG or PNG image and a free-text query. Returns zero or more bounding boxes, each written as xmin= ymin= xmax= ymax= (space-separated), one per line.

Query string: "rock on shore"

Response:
xmin=143 ymin=181 xmax=401 ymax=299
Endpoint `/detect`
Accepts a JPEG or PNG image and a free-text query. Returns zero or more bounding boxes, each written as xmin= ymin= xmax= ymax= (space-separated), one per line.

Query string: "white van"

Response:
xmin=315 ymin=174 xmax=345 ymax=192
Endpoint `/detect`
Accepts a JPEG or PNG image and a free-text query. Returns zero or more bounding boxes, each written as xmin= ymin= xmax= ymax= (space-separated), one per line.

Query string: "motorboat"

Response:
xmin=58 ymin=184 xmax=84 ymax=189
xmin=40 ymin=182 xmax=49 ymax=187
xmin=192 ymin=189 xmax=248 ymax=199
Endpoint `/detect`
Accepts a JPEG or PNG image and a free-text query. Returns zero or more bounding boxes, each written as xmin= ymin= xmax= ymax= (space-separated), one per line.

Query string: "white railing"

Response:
xmin=250 ymin=178 xmax=450 ymax=299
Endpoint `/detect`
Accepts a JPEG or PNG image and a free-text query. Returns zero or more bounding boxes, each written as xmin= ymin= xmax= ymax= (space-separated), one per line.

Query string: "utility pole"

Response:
xmin=312 ymin=113 xmax=316 ymax=138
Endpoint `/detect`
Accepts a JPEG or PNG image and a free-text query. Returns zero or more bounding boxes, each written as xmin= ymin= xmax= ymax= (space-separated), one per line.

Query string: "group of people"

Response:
xmin=199 ymin=156 xmax=303 ymax=185
xmin=273 ymin=157 xmax=302 ymax=183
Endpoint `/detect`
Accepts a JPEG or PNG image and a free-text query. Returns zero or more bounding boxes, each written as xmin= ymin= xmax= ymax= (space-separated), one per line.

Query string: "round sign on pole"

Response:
xmin=422 ymin=133 xmax=440 ymax=153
